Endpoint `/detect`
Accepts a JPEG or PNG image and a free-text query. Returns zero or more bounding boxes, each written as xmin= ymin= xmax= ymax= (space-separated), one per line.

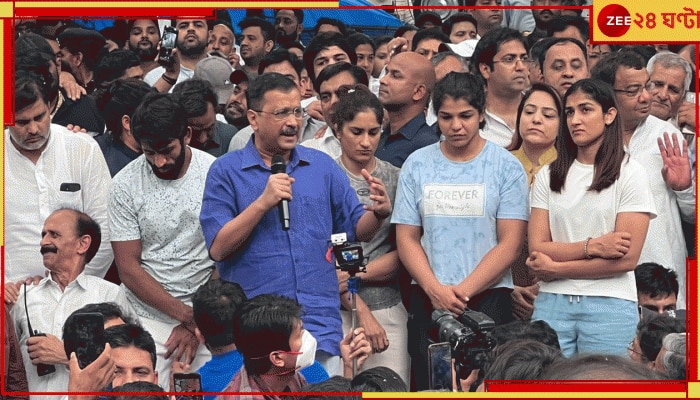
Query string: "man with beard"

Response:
xmin=466 ymin=0 xmax=504 ymax=37
xmin=109 ymin=92 xmax=216 ymax=390
xmin=173 ymin=78 xmax=237 ymax=157
xmin=56 ymin=27 xmax=106 ymax=95
xmin=9 ymin=208 xmax=130 ymax=394
xmin=125 ymin=19 xmax=160 ymax=75
xmin=16 ymin=32 xmax=105 ymax=134
xmin=471 ymin=28 xmax=530 ymax=148
xmin=274 ymin=9 xmax=304 ymax=48
xmin=144 ymin=19 xmax=209 ymax=93
xmin=375 ymin=52 xmax=438 ymax=168
xmin=224 ymin=70 xmax=252 ymax=131
xmin=4 ymin=68 xmax=112 ymax=287
xmin=207 ymin=21 xmax=240 ymax=68
xmin=238 ymin=17 xmax=275 ymax=77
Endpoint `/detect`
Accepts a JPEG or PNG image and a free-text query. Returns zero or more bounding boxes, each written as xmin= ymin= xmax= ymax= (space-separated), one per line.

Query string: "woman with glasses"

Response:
xmin=508 ymin=83 xmax=562 ymax=320
xmin=527 ymin=78 xmax=657 ymax=357
xmin=392 ymin=72 xmax=529 ymax=390
xmin=330 ymin=84 xmax=410 ymax=387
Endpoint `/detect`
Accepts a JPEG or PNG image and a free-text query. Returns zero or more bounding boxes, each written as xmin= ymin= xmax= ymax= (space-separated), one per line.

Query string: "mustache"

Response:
xmin=40 ymin=245 xmax=57 ymax=255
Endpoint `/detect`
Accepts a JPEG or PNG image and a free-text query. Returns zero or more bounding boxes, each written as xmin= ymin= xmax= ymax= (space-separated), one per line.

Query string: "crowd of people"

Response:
xmin=5 ymin=5 xmax=694 ymax=398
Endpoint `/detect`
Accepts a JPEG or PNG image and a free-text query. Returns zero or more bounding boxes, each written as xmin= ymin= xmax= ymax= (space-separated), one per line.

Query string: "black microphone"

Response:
xmin=271 ymin=155 xmax=291 ymax=230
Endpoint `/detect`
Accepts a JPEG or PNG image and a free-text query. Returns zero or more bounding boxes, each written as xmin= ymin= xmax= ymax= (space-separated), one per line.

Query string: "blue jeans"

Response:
xmin=532 ymin=292 xmax=638 ymax=358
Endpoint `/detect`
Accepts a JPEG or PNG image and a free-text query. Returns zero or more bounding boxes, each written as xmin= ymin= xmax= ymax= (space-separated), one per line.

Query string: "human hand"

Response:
xmin=164 ymin=323 xmax=199 ymax=364
xmin=4 ymin=282 xmax=22 ymax=305
xmin=678 ymin=100 xmax=696 ymax=131
xmin=657 ymin=132 xmax=692 ymax=191
xmin=305 ymin=100 xmax=324 ymax=121
xmin=589 ymin=231 xmax=631 ymax=259
xmin=337 ymin=269 xmax=350 ymax=294
xmin=360 ymin=169 xmax=391 ymax=219
xmin=66 ymin=124 xmax=88 ymax=134
xmin=169 ymin=361 xmax=191 ymax=392
xmin=68 ymin=344 xmax=114 ymax=394
xmin=27 ymin=334 xmax=68 ymax=365
xmin=259 ymin=173 xmax=295 ymax=210
xmin=228 ymin=48 xmax=241 ymax=70
xmin=60 ymin=78 xmax=86 ymax=101
xmin=511 ymin=284 xmax=539 ymax=320
xmin=526 ymin=251 xmax=558 ymax=282
xmin=357 ymin=309 xmax=389 ymax=354
xmin=340 ymin=327 xmax=372 ymax=374
xmin=427 ymin=284 xmax=467 ymax=315
xmin=387 ymin=37 xmax=409 ymax=60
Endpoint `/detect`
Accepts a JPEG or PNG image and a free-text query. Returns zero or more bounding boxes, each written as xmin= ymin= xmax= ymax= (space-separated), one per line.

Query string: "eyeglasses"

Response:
xmin=493 ymin=55 xmax=531 ymax=66
xmin=251 ymin=107 xmax=305 ymax=120
xmin=646 ymin=81 xmax=683 ymax=96
xmin=613 ymin=81 xmax=656 ymax=98
xmin=627 ymin=340 xmax=645 ymax=358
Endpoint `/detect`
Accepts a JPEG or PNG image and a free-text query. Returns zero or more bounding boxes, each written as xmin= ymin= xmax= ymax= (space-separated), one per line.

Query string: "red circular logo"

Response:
xmin=597 ymin=4 xmax=631 ymax=38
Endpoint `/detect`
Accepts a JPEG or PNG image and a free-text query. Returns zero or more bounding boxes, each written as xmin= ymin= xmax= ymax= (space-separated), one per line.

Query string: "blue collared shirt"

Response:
xmin=200 ymin=137 xmax=365 ymax=356
xmin=375 ymin=112 xmax=439 ymax=168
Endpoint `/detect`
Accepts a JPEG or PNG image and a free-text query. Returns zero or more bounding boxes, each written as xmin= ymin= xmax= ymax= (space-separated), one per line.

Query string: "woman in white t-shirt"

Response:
xmin=527 ymin=79 xmax=657 ymax=357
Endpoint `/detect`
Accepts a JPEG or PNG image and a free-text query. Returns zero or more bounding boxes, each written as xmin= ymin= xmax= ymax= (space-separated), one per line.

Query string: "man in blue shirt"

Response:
xmin=375 ymin=51 xmax=438 ymax=168
xmin=199 ymin=73 xmax=391 ymax=376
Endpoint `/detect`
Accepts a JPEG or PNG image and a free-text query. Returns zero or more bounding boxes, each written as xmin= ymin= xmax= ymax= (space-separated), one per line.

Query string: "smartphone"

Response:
xmin=428 ymin=342 xmax=453 ymax=391
xmin=70 ymin=313 xmax=105 ymax=369
xmin=173 ymin=372 xmax=203 ymax=400
xmin=158 ymin=26 xmax=178 ymax=68
xmin=59 ymin=182 xmax=81 ymax=192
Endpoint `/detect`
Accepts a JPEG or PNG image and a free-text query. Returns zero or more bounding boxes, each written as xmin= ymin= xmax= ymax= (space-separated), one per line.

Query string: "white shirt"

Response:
xmin=300 ymin=125 xmax=342 ymax=159
xmin=627 ymin=116 xmax=694 ymax=308
xmin=109 ymin=148 xmax=216 ymax=323
xmin=481 ymin=109 xmax=515 ymax=148
xmin=531 ymin=159 xmax=657 ymax=301
xmin=4 ymin=124 xmax=113 ymax=282
xmin=10 ymin=273 xmax=134 ymax=399
xmin=144 ymin=64 xmax=194 ymax=93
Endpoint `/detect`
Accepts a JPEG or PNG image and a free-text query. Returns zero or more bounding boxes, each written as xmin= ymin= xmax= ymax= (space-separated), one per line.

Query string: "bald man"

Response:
xmin=376 ymin=52 xmax=438 ymax=167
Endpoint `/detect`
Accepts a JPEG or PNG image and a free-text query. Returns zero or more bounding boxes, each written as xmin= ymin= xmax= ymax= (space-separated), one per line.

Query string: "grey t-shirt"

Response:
xmin=336 ymin=157 xmax=402 ymax=310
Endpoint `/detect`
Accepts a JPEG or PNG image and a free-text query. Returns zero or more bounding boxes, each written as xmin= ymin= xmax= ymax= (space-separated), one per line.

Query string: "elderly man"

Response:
xmin=200 ymin=73 xmax=391 ymax=376
xmin=5 ymin=68 xmax=112 ymax=285
xmin=9 ymin=208 xmax=132 ymax=396
xmin=591 ymin=50 xmax=694 ymax=309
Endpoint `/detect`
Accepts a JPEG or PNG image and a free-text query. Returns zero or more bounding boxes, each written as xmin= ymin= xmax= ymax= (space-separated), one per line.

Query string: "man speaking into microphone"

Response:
xmin=199 ymin=73 xmax=391 ymax=376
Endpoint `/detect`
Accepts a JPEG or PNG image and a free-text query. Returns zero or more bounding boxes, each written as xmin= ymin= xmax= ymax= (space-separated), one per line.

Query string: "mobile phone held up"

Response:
xmin=174 ymin=372 xmax=203 ymax=400
xmin=158 ymin=26 xmax=177 ymax=68
xmin=64 ymin=312 xmax=105 ymax=370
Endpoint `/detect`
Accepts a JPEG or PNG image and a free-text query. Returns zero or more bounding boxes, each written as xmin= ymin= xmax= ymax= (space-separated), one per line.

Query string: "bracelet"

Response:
xmin=373 ymin=210 xmax=390 ymax=220
xmin=180 ymin=322 xmax=196 ymax=336
xmin=583 ymin=237 xmax=593 ymax=259
xmin=161 ymin=74 xmax=177 ymax=86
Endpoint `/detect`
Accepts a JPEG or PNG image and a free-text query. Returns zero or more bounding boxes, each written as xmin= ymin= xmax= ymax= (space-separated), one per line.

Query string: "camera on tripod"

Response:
xmin=331 ymin=233 xmax=367 ymax=275
xmin=429 ymin=309 xmax=495 ymax=380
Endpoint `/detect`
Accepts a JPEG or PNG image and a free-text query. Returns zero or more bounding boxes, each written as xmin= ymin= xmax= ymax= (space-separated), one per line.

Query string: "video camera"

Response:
xmin=330 ymin=233 xmax=367 ymax=275
xmin=429 ymin=309 xmax=495 ymax=379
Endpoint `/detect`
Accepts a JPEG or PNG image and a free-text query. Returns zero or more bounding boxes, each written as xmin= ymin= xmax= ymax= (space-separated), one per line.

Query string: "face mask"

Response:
xmin=294 ymin=329 xmax=317 ymax=370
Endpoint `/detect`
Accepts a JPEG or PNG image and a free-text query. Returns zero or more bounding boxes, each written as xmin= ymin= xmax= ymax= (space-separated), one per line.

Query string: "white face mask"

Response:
xmin=294 ymin=329 xmax=317 ymax=370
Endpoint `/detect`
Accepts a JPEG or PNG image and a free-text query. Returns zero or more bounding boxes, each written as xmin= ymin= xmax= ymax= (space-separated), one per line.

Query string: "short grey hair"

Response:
xmin=661 ymin=332 xmax=686 ymax=379
xmin=647 ymin=52 xmax=693 ymax=93
xmin=432 ymin=51 xmax=470 ymax=72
